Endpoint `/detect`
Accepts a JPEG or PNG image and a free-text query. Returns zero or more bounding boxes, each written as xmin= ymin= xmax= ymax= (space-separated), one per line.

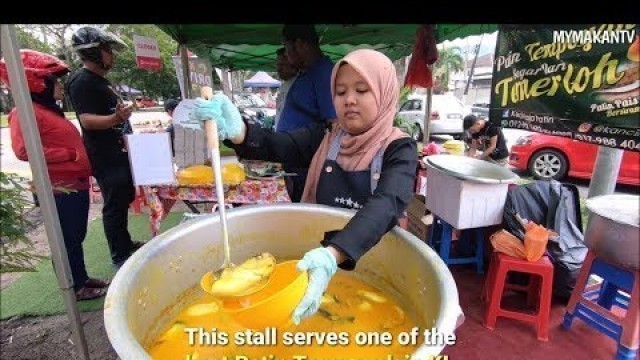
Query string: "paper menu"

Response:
xmin=125 ymin=133 xmax=176 ymax=186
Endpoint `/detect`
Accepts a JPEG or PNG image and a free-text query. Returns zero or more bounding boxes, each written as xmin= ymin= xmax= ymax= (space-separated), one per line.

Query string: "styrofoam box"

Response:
xmin=425 ymin=164 xmax=509 ymax=229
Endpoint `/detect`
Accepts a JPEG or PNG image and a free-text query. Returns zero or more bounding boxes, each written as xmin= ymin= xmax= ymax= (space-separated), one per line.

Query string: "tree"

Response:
xmin=14 ymin=26 xmax=53 ymax=54
xmin=433 ymin=46 xmax=464 ymax=94
xmin=105 ymin=25 xmax=181 ymax=100
xmin=0 ymin=26 xmax=53 ymax=113
xmin=0 ymin=170 xmax=44 ymax=273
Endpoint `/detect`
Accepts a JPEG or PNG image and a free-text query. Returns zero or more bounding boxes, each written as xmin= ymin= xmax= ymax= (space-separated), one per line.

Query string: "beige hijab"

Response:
xmin=301 ymin=49 xmax=408 ymax=203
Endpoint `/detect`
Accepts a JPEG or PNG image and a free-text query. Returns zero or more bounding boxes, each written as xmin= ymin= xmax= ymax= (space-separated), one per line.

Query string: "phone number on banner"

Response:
xmin=574 ymin=134 xmax=640 ymax=151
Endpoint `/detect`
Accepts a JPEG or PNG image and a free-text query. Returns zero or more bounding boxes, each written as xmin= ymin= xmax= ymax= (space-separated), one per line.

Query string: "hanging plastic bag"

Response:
xmin=490 ymin=229 xmax=526 ymax=259
xmin=523 ymin=222 xmax=556 ymax=262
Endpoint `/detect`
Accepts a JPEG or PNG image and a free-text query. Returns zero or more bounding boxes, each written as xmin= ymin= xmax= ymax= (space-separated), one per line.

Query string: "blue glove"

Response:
xmin=188 ymin=93 xmax=243 ymax=140
xmin=292 ymin=247 xmax=338 ymax=325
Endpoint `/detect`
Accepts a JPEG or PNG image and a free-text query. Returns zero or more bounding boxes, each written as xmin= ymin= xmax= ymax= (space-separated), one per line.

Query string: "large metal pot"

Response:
xmin=585 ymin=194 xmax=639 ymax=270
xmin=104 ymin=204 xmax=462 ymax=359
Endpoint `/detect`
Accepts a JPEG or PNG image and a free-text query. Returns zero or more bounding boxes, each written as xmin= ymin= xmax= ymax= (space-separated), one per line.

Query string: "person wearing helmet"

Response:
xmin=66 ymin=26 xmax=143 ymax=269
xmin=0 ymin=50 xmax=110 ymax=300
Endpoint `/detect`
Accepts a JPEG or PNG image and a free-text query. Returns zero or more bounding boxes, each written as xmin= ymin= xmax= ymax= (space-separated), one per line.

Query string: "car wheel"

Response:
xmin=413 ymin=123 xmax=424 ymax=142
xmin=452 ymin=133 xmax=463 ymax=140
xmin=528 ymin=149 xmax=568 ymax=181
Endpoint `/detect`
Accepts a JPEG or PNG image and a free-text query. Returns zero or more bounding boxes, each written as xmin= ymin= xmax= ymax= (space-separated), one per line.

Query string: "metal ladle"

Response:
xmin=198 ymin=87 xmax=269 ymax=297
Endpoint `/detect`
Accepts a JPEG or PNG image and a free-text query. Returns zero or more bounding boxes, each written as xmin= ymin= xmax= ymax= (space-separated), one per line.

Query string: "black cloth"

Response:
xmin=54 ymin=189 xmax=90 ymax=291
xmin=472 ymin=122 xmax=508 ymax=160
xmin=66 ymin=67 xmax=136 ymax=265
xmin=284 ymin=167 xmax=308 ymax=203
xmin=502 ymin=180 xmax=587 ymax=299
xmin=31 ymin=74 xmax=64 ymax=117
xmin=227 ymin=122 xmax=418 ymax=270
xmin=66 ymin=68 xmax=132 ymax=170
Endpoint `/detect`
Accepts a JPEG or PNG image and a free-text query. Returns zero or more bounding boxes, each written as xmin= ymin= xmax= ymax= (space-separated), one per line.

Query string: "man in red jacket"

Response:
xmin=0 ymin=50 xmax=110 ymax=300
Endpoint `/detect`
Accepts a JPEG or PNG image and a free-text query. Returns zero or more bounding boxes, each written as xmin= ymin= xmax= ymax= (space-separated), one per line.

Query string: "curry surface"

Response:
xmin=148 ymin=273 xmax=421 ymax=359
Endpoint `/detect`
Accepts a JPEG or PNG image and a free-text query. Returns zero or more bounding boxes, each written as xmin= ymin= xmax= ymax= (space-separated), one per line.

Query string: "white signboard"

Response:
xmin=125 ymin=133 xmax=176 ymax=186
xmin=133 ymin=35 xmax=162 ymax=71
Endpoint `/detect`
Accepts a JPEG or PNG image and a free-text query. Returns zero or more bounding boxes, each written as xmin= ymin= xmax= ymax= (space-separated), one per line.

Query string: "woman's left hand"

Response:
xmin=292 ymin=247 xmax=338 ymax=324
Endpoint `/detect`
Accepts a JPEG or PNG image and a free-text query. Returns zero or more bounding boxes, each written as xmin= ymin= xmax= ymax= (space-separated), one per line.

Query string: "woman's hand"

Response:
xmin=292 ymin=246 xmax=341 ymax=324
xmin=189 ymin=94 xmax=245 ymax=142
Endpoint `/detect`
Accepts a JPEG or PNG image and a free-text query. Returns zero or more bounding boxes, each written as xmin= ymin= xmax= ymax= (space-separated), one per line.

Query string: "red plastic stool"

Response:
xmin=483 ymin=252 xmax=554 ymax=341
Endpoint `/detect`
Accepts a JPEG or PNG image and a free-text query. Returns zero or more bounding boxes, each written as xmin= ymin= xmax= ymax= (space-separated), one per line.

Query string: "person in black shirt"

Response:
xmin=164 ymin=99 xmax=180 ymax=157
xmin=191 ymin=49 xmax=417 ymax=324
xmin=66 ymin=26 xmax=144 ymax=269
xmin=463 ymin=114 xmax=509 ymax=166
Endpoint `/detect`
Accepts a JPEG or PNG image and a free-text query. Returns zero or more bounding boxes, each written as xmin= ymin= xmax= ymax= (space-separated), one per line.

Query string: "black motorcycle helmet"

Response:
xmin=71 ymin=26 xmax=128 ymax=69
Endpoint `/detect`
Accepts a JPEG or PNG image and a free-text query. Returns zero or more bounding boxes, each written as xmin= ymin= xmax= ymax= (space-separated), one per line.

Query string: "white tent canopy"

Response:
xmin=243 ymin=71 xmax=280 ymax=88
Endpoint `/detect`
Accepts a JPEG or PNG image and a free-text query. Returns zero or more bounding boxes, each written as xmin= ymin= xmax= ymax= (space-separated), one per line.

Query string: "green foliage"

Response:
xmin=104 ymin=25 xmax=181 ymax=100
xmin=15 ymin=26 xmax=53 ymax=54
xmin=398 ymin=86 xmax=412 ymax=106
xmin=394 ymin=86 xmax=419 ymax=139
xmin=0 ymin=171 xmax=44 ymax=273
xmin=433 ymin=46 xmax=464 ymax=93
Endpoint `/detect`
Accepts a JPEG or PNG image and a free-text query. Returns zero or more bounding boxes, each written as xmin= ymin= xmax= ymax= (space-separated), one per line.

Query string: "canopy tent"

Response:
xmin=157 ymin=24 xmax=498 ymax=71
xmin=244 ymin=71 xmax=281 ymax=88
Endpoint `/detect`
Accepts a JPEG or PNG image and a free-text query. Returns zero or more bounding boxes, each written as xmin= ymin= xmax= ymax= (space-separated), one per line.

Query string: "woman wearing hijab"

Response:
xmin=0 ymin=50 xmax=110 ymax=300
xmin=190 ymin=49 xmax=418 ymax=323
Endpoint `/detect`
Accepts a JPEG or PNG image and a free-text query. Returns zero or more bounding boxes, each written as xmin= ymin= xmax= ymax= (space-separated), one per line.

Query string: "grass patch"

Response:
xmin=0 ymin=212 xmax=183 ymax=319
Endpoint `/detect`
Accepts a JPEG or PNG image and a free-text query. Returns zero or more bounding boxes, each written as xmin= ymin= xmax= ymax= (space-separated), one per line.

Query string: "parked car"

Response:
xmin=135 ymin=97 xmax=158 ymax=108
xmin=396 ymin=93 xmax=470 ymax=141
xmin=470 ymin=102 xmax=490 ymax=118
xmin=509 ymin=133 xmax=640 ymax=186
xmin=233 ymin=92 xmax=276 ymax=128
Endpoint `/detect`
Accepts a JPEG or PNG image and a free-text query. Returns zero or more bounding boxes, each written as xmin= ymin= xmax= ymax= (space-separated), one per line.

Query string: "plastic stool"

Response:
xmin=428 ymin=216 xmax=484 ymax=274
xmin=483 ymin=252 xmax=554 ymax=341
xmin=563 ymin=250 xmax=639 ymax=360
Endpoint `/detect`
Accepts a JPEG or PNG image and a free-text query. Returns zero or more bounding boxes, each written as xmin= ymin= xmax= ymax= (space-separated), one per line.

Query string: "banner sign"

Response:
xmin=490 ymin=24 xmax=639 ymax=152
xmin=172 ymin=56 xmax=214 ymax=99
xmin=133 ymin=35 xmax=162 ymax=71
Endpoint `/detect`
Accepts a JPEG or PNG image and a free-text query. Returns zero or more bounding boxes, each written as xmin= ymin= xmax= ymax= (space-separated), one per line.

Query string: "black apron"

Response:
xmin=316 ymin=130 xmax=384 ymax=210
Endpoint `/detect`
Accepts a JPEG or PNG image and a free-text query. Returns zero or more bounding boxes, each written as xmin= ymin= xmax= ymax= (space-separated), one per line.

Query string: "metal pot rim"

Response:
xmin=424 ymin=154 xmax=519 ymax=184
xmin=586 ymin=194 xmax=640 ymax=228
xmin=104 ymin=203 xmax=462 ymax=359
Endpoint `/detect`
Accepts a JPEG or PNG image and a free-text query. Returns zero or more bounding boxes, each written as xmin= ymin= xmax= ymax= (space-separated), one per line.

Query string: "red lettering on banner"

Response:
xmin=136 ymin=56 xmax=163 ymax=71
xmin=136 ymin=43 xmax=157 ymax=51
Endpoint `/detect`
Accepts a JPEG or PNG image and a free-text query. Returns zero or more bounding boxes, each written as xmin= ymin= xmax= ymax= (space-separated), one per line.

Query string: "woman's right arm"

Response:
xmin=226 ymin=121 xmax=328 ymax=169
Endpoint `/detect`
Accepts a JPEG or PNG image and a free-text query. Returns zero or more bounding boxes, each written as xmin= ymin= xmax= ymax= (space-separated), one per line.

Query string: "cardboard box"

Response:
xmin=425 ymin=164 xmax=509 ymax=229
xmin=406 ymin=194 xmax=430 ymax=241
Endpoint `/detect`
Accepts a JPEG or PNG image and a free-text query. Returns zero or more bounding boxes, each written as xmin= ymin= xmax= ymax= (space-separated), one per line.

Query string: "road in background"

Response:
xmin=2 ymin=125 xmax=637 ymax=199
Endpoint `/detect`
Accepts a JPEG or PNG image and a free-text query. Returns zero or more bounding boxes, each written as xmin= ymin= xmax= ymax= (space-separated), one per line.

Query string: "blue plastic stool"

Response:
xmin=563 ymin=251 xmax=639 ymax=360
xmin=428 ymin=216 xmax=484 ymax=274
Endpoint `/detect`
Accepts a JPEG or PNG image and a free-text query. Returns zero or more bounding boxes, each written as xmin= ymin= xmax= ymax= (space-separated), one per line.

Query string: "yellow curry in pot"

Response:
xmin=147 ymin=273 xmax=421 ymax=359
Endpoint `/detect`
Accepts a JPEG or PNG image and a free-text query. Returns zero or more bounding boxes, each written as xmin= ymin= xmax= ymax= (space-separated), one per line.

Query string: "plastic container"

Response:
xmin=424 ymin=155 xmax=519 ymax=229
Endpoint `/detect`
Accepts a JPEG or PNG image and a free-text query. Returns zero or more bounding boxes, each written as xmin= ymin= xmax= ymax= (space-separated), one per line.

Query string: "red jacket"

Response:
xmin=9 ymin=103 xmax=92 ymax=191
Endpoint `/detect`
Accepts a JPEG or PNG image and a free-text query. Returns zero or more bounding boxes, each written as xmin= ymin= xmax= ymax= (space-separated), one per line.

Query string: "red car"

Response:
xmin=509 ymin=133 xmax=640 ymax=186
